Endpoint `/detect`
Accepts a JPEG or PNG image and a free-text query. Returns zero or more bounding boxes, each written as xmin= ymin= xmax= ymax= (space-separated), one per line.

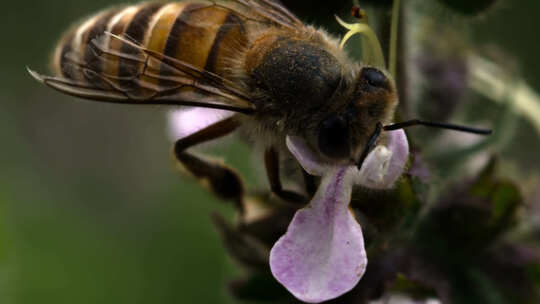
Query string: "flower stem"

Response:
xmin=389 ymin=0 xmax=401 ymax=77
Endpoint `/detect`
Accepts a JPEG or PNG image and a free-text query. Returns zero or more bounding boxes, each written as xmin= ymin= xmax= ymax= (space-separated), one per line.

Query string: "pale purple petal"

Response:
xmin=167 ymin=108 xmax=235 ymax=141
xmin=385 ymin=129 xmax=409 ymax=181
xmin=356 ymin=129 xmax=409 ymax=189
xmin=270 ymin=167 xmax=367 ymax=303
xmin=286 ymin=135 xmax=329 ymax=176
xmin=272 ymin=130 xmax=407 ymax=302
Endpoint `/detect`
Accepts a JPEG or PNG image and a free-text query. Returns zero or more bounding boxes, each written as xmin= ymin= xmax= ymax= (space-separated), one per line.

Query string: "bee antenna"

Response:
xmin=357 ymin=122 xmax=383 ymax=170
xmin=383 ymin=119 xmax=492 ymax=135
xmin=356 ymin=120 xmax=492 ymax=169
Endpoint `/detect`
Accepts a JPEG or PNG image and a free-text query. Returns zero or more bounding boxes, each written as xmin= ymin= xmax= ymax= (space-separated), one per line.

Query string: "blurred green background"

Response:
xmin=1 ymin=0 xmax=540 ymax=303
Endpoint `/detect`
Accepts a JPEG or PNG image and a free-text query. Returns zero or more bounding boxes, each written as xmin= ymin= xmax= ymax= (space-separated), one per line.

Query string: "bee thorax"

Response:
xmin=246 ymin=36 xmax=343 ymax=113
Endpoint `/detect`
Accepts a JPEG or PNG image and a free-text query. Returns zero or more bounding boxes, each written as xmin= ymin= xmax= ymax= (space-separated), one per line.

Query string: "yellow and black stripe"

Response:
xmin=52 ymin=1 xmax=248 ymax=92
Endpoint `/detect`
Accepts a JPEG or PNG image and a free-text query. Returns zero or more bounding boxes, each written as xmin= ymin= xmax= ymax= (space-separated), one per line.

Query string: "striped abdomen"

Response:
xmin=52 ymin=2 xmax=248 ymax=91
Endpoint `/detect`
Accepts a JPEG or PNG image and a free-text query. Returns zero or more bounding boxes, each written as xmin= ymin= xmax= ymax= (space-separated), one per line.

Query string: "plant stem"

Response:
xmin=389 ymin=0 xmax=401 ymax=77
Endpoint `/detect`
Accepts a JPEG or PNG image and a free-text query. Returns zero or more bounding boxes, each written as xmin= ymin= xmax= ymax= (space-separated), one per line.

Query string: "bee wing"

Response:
xmin=29 ymin=31 xmax=256 ymax=114
xmin=222 ymin=0 xmax=303 ymax=30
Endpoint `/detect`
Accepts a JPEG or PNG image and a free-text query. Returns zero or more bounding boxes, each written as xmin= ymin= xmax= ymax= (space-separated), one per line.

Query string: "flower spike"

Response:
xmin=270 ymin=131 xmax=409 ymax=303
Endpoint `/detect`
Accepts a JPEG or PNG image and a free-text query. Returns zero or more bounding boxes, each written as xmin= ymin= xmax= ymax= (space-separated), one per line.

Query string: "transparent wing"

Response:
xmin=216 ymin=0 xmax=303 ymax=30
xmin=29 ymin=31 xmax=256 ymax=114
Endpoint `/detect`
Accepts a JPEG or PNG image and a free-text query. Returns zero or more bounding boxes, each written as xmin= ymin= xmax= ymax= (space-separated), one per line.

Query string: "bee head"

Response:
xmin=316 ymin=66 xmax=398 ymax=164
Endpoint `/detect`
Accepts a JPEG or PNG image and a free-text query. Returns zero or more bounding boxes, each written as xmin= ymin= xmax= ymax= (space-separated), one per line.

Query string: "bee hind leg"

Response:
xmin=174 ymin=117 xmax=244 ymax=212
xmin=265 ymin=147 xmax=309 ymax=205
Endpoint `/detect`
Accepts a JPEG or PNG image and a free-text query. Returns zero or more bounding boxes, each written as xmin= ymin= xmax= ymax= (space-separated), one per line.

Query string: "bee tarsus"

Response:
xmin=265 ymin=147 xmax=309 ymax=204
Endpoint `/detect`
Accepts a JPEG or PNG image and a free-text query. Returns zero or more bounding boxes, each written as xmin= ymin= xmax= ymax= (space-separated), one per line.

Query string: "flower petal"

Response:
xmin=356 ymin=129 xmax=409 ymax=189
xmin=274 ymin=131 xmax=407 ymax=301
xmin=270 ymin=167 xmax=367 ymax=303
xmin=167 ymin=108 xmax=235 ymax=141
xmin=286 ymin=135 xmax=329 ymax=176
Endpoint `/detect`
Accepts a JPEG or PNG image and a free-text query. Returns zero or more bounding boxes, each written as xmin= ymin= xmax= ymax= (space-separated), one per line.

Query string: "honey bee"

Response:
xmin=28 ymin=0 xmax=490 ymax=206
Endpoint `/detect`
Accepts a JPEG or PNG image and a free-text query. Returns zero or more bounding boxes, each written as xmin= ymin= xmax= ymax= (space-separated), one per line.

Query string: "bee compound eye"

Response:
xmin=318 ymin=115 xmax=350 ymax=159
xmin=361 ymin=67 xmax=388 ymax=88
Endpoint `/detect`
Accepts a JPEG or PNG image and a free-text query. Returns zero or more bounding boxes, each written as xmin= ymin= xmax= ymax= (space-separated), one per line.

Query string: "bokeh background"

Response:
xmin=1 ymin=0 xmax=540 ymax=303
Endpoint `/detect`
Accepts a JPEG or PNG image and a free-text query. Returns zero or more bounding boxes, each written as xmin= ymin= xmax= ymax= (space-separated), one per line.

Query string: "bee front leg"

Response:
xmin=265 ymin=147 xmax=309 ymax=205
xmin=301 ymin=168 xmax=317 ymax=197
xmin=174 ymin=117 xmax=245 ymax=212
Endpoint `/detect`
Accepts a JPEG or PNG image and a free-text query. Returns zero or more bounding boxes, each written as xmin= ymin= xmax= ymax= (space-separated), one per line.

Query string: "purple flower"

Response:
xmin=167 ymin=108 xmax=234 ymax=140
xmin=167 ymin=109 xmax=409 ymax=303
xmin=270 ymin=131 xmax=409 ymax=303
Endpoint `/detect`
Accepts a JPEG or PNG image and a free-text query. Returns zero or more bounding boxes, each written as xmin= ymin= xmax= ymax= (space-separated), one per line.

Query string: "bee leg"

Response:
xmin=174 ymin=117 xmax=244 ymax=212
xmin=265 ymin=147 xmax=308 ymax=205
xmin=301 ymin=168 xmax=317 ymax=197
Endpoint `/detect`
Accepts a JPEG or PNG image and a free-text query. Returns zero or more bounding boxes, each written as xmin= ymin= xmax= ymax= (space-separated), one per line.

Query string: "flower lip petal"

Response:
xmin=276 ymin=131 xmax=409 ymax=302
xmin=269 ymin=166 xmax=367 ymax=303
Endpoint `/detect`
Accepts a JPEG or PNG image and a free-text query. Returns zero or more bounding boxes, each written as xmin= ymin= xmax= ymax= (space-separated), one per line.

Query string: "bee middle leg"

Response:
xmin=264 ymin=147 xmax=309 ymax=205
xmin=174 ymin=117 xmax=245 ymax=211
